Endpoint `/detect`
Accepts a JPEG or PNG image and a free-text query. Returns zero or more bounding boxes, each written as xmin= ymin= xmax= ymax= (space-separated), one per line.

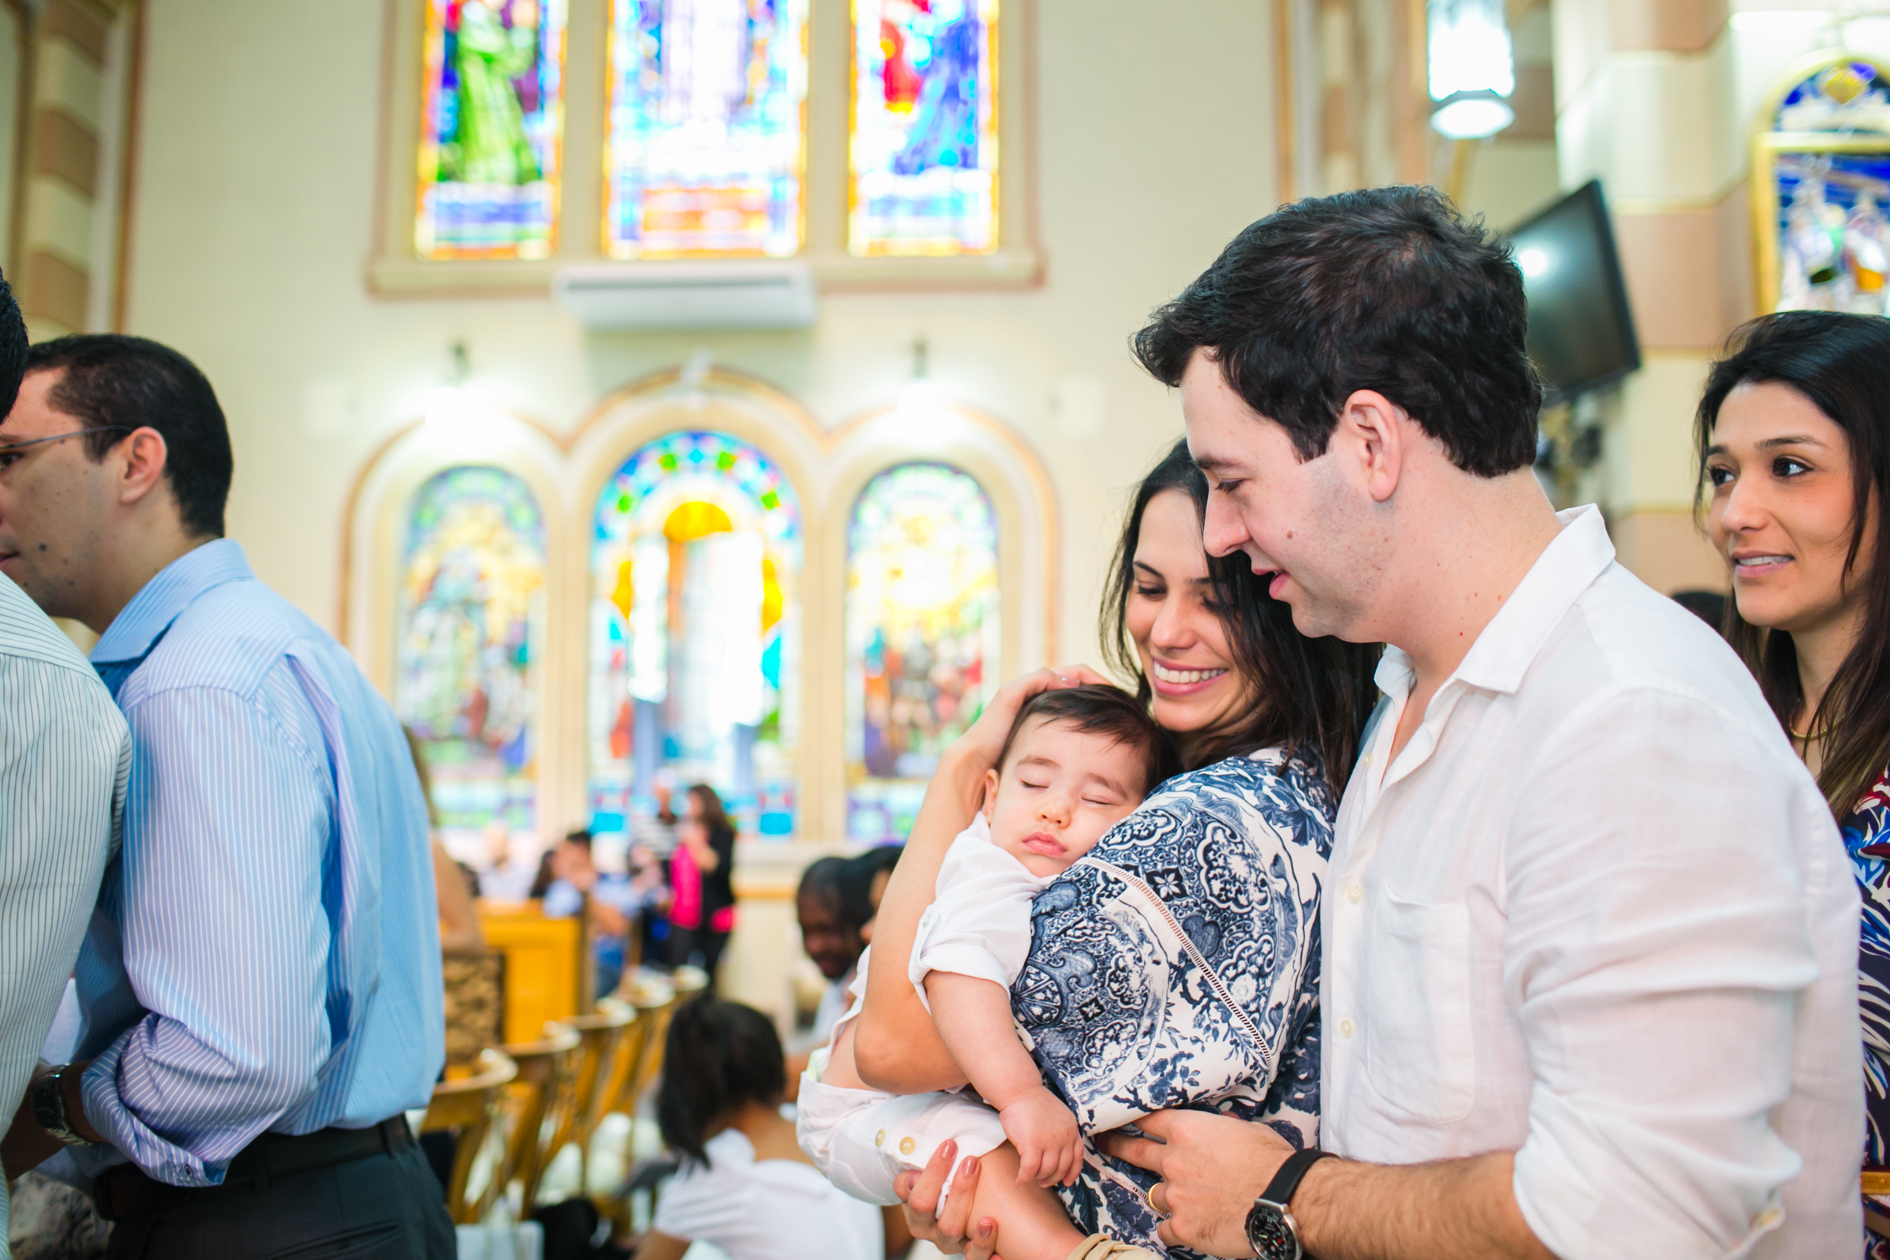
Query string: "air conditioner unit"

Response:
xmin=552 ymin=260 xmax=817 ymax=330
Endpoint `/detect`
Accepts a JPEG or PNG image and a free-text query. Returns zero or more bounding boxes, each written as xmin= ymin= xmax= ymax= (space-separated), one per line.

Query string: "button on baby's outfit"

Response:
xmin=899 ymin=1136 xmax=917 ymax=1155
xmin=875 ymin=1130 xmax=886 ymax=1147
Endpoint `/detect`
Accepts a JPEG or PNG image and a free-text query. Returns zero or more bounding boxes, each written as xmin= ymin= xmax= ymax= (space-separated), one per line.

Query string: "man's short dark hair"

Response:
xmin=1133 ymin=185 xmax=1543 ymax=478
xmin=23 ymin=334 xmax=232 ymax=538
xmin=0 ymin=270 xmax=25 ymax=419
xmin=997 ymin=685 xmax=1182 ymax=799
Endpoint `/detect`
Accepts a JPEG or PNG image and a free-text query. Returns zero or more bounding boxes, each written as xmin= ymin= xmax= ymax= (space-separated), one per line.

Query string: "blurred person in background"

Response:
xmin=634 ymin=997 xmax=882 ymax=1260
xmin=667 ymin=786 xmax=736 ymax=980
xmin=1697 ymin=310 xmax=1890 ymax=1254
xmin=541 ymin=829 xmax=643 ymax=999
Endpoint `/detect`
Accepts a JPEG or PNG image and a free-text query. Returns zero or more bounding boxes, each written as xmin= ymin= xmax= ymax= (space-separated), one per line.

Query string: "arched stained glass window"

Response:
xmin=605 ymin=0 xmax=809 ymax=258
xmin=416 ymin=0 xmax=568 ymax=260
xmin=849 ymin=0 xmax=999 ymax=257
xmin=846 ymin=463 xmax=998 ymax=842
xmin=397 ymin=466 xmax=548 ymax=846
xmin=590 ymin=431 xmax=801 ymax=839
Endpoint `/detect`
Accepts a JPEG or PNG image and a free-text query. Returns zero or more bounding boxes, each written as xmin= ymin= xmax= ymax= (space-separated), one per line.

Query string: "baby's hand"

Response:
xmin=997 ymin=1087 xmax=1084 ymax=1188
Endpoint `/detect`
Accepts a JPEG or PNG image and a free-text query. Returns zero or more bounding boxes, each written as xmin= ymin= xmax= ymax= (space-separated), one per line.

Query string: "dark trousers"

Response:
xmin=667 ymin=925 xmax=729 ymax=981
xmin=101 ymin=1129 xmax=454 ymax=1259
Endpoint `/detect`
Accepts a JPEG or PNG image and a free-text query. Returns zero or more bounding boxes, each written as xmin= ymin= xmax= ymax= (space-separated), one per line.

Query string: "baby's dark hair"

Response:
xmin=655 ymin=997 xmax=786 ymax=1168
xmin=995 ymin=685 xmax=1182 ymax=799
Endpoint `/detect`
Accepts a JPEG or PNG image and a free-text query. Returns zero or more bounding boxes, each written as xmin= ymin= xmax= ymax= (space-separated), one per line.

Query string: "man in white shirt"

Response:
xmin=1098 ymin=187 xmax=1861 ymax=1258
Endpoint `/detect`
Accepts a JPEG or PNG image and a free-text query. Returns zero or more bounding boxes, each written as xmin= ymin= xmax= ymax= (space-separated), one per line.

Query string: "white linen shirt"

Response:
xmin=1322 ymin=505 xmax=1861 ymax=1260
xmin=908 ymin=814 xmax=1048 ymax=1009
xmin=653 ymin=1127 xmax=883 ymax=1260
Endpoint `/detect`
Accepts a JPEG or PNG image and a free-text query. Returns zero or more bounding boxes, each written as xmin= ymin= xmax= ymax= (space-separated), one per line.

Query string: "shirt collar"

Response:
xmin=90 ymin=538 xmax=254 ymax=665
xmin=1449 ymin=504 xmax=1615 ymax=696
xmin=1370 ymin=505 xmax=1614 ymax=705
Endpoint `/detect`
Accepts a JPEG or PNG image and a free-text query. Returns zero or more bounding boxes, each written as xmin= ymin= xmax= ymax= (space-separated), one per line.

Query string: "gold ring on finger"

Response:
xmin=1144 ymin=1182 xmax=1163 ymax=1216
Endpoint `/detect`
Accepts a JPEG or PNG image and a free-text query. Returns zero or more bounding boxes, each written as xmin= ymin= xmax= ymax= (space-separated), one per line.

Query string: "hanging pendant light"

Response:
xmin=1428 ymin=0 xmax=1516 ymax=140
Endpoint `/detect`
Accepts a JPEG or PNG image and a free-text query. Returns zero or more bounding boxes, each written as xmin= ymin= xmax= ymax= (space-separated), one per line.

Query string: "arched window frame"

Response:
xmin=343 ymin=368 xmax=1055 ymax=853
xmin=369 ymin=0 xmax=1040 ymax=296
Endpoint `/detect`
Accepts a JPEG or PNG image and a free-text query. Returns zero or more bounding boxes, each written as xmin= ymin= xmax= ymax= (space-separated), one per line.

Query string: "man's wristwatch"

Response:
xmin=31 ymin=1063 xmax=99 ymax=1147
xmin=1245 ymin=1148 xmax=1334 ymax=1260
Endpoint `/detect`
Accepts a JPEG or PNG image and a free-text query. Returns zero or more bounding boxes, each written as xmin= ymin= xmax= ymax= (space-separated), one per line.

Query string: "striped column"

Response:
xmin=1553 ymin=0 xmax=1739 ymax=593
xmin=15 ymin=0 xmax=119 ymax=340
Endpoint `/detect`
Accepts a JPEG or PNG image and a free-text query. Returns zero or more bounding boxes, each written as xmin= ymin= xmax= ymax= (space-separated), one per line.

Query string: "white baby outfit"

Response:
xmin=796 ymin=814 xmax=1046 ymax=1206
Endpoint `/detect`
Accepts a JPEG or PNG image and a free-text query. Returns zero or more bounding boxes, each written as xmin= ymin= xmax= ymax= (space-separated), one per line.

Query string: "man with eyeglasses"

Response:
xmin=0 ymin=280 xmax=130 ymax=1254
xmin=0 ymin=334 xmax=452 ymax=1258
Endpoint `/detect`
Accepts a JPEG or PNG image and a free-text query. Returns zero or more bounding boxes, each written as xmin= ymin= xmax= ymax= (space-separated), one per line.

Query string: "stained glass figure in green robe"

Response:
xmin=440 ymin=0 xmax=542 ymax=186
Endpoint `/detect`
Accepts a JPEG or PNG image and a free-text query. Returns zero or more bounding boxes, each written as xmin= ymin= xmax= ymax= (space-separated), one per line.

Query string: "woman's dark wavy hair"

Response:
xmin=1099 ymin=440 xmax=1379 ymax=790
xmin=1694 ymin=310 xmax=1890 ymax=817
xmin=1132 ymin=185 xmax=1541 ymax=477
xmin=655 ymin=997 xmax=786 ymax=1167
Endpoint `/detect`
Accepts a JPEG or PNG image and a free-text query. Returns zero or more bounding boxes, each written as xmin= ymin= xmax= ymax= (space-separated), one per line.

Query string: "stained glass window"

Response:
xmin=1766 ymin=59 xmax=1890 ymax=315
xmin=846 ymin=463 xmax=998 ymax=842
xmin=590 ymin=432 xmax=801 ymax=840
xmin=416 ymin=0 xmax=567 ymax=260
xmin=605 ymin=0 xmax=809 ymax=258
xmin=849 ymin=0 xmax=999 ymax=257
xmin=397 ymin=467 xmax=547 ymax=847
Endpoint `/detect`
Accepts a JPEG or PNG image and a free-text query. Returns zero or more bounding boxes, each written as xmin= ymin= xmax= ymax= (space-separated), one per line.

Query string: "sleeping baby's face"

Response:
xmin=980 ymin=716 xmax=1148 ymax=878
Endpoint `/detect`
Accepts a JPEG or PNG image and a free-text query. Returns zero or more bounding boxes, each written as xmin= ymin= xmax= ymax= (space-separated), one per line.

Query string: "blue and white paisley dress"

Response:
xmin=1009 ymin=747 xmax=1332 ymax=1256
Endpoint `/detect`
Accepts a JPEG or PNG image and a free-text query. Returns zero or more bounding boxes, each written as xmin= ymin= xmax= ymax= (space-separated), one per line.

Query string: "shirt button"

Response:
xmin=875 ymin=1130 xmax=886 ymax=1147
xmin=1346 ymin=885 xmax=1362 ymax=904
xmin=1339 ymin=1019 xmax=1354 ymax=1038
xmin=899 ymin=1136 xmax=917 ymax=1156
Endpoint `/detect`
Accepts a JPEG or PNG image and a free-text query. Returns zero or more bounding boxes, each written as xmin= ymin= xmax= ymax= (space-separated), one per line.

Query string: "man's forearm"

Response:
xmin=1293 ymin=1152 xmax=1556 ymax=1260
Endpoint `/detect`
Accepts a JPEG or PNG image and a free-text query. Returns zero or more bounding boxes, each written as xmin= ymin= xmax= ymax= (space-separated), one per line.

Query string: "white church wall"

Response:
xmin=120 ymin=0 xmax=1283 ymax=678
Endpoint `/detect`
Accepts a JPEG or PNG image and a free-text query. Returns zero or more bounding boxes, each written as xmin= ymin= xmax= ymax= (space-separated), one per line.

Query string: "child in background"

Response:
xmin=636 ymin=997 xmax=883 ymax=1260
xmin=797 ymin=686 xmax=1180 ymax=1260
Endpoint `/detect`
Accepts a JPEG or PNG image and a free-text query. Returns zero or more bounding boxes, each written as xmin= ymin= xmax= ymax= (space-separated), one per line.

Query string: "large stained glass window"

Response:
xmin=397 ymin=467 xmax=547 ymax=848
xmin=1762 ymin=59 xmax=1890 ymax=315
xmin=416 ymin=0 xmax=568 ymax=259
xmin=590 ymin=432 xmax=801 ymax=841
xmin=605 ymin=0 xmax=809 ymax=258
xmin=846 ymin=463 xmax=998 ymax=842
xmin=849 ymin=0 xmax=998 ymax=257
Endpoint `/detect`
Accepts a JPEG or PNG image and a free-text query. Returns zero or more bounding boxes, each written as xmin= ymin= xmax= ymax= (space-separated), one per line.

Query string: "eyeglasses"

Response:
xmin=0 ymin=426 xmax=135 ymax=471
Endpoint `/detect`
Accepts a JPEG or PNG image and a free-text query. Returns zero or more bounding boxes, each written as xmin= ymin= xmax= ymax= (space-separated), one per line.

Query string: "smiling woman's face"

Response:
xmin=1705 ymin=380 xmax=1875 ymax=642
xmin=1123 ymin=489 xmax=1255 ymax=737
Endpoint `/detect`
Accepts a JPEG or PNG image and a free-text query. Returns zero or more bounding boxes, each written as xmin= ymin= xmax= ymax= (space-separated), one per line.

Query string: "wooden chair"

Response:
xmin=498 ymin=1022 xmax=583 ymax=1211
xmin=560 ymin=998 xmax=639 ymax=1190
xmin=419 ymin=1048 xmax=518 ymax=1225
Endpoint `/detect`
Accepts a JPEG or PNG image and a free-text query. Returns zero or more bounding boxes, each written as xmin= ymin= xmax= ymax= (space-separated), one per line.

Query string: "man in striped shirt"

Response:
xmin=0 ymin=334 xmax=451 ymax=1258
xmin=0 ymin=278 xmax=131 ymax=1258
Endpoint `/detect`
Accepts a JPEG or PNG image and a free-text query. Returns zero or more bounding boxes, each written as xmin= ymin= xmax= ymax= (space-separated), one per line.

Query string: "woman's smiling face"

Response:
xmin=1124 ymin=489 xmax=1255 ymax=737
xmin=1706 ymin=380 xmax=1875 ymax=640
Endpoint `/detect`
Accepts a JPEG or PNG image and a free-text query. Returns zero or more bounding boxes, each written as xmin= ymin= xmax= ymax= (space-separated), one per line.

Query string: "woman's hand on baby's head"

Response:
xmin=998 ymin=1087 xmax=1085 ymax=1187
xmin=949 ymin=666 xmax=1111 ymax=778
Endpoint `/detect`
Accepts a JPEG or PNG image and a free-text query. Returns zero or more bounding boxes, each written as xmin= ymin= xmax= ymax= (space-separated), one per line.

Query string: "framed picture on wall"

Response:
xmin=1752 ymin=52 xmax=1890 ymax=315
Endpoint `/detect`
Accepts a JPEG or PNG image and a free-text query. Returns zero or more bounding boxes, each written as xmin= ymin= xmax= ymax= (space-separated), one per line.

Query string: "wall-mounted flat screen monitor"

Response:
xmin=1506 ymin=180 xmax=1642 ymax=401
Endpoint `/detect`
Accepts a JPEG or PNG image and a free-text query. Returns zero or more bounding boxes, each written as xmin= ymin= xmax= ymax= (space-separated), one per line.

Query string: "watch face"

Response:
xmin=1245 ymin=1203 xmax=1298 ymax=1260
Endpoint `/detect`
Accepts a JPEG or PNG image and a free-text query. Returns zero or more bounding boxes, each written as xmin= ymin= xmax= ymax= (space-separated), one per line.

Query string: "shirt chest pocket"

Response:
xmin=1359 ymin=888 xmax=1476 ymax=1125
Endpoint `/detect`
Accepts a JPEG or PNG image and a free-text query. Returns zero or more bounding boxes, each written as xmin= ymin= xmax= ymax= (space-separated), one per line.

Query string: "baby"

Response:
xmin=798 ymin=686 xmax=1180 ymax=1260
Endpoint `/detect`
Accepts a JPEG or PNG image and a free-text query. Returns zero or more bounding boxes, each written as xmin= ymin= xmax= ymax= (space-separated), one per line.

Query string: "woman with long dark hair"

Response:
xmin=1696 ymin=309 xmax=1890 ymax=1256
xmin=667 ymin=783 xmax=737 ymax=979
xmin=845 ymin=439 xmax=1379 ymax=1253
xmin=636 ymin=997 xmax=882 ymax=1260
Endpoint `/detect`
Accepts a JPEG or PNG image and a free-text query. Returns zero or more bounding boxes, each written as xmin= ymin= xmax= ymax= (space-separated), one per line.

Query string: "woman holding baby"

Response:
xmin=827 ymin=440 xmax=1378 ymax=1260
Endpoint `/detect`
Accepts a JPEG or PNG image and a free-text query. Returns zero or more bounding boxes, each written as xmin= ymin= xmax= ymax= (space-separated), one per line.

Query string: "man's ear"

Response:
xmin=981 ymin=769 xmax=1000 ymax=819
xmin=1336 ymin=390 xmax=1409 ymax=505
xmin=116 ymin=426 xmax=170 ymax=508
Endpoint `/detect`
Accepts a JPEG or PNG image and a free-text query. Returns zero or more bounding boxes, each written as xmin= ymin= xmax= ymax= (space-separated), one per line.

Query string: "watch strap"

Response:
xmin=33 ymin=1064 xmax=97 ymax=1147
xmin=1259 ymin=1148 xmax=1333 ymax=1209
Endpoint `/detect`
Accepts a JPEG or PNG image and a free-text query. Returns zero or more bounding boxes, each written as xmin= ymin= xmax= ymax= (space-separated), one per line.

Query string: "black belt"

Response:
xmin=93 ymin=1115 xmax=416 ymax=1222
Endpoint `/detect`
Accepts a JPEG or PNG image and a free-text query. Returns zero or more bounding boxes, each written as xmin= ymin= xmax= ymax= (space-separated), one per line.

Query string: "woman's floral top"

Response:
xmin=1843 ymin=762 xmax=1890 ymax=1257
xmin=1010 ymin=747 xmax=1332 ymax=1257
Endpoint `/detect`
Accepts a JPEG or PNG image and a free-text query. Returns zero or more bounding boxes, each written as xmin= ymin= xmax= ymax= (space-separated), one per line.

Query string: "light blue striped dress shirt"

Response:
xmin=0 ymin=575 xmax=128 ymax=1254
xmin=72 ymin=539 xmax=445 ymax=1189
